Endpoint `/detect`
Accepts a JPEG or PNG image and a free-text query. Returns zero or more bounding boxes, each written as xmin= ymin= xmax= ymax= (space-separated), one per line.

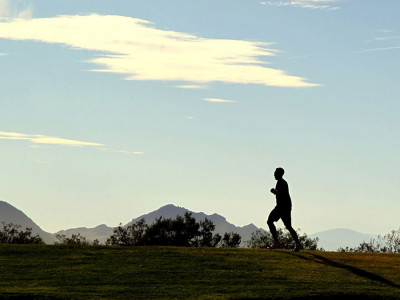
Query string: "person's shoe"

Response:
xmin=292 ymin=243 xmax=303 ymax=252
xmin=267 ymin=242 xmax=280 ymax=249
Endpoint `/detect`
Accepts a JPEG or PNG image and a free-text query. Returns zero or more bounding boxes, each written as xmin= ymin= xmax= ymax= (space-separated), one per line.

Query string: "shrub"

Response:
xmin=220 ymin=232 xmax=241 ymax=248
xmin=55 ymin=233 xmax=90 ymax=246
xmin=0 ymin=222 xmax=44 ymax=244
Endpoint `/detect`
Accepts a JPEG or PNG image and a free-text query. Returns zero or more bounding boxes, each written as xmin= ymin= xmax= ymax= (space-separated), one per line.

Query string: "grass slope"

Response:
xmin=0 ymin=245 xmax=399 ymax=299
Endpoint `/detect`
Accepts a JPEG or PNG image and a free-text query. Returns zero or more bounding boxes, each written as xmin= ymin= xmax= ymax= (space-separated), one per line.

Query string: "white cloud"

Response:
xmin=0 ymin=131 xmax=103 ymax=147
xmin=0 ymin=0 xmax=33 ymax=19
xmin=261 ymin=0 xmax=340 ymax=10
xmin=204 ymin=98 xmax=237 ymax=103
xmin=0 ymin=14 xmax=318 ymax=88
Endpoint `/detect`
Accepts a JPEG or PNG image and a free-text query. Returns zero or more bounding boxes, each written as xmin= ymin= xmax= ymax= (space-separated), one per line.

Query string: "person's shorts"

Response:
xmin=268 ymin=206 xmax=292 ymax=228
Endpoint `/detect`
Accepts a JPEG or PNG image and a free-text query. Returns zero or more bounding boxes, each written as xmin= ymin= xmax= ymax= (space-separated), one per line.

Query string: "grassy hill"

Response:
xmin=0 ymin=245 xmax=399 ymax=299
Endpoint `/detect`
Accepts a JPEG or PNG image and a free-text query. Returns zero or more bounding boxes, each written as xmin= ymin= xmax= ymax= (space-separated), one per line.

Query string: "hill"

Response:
xmin=0 ymin=201 xmax=55 ymax=244
xmin=311 ymin=228 xmax=377 ymax=251
xmin=0 ymin=245 xmax=398 ymax=299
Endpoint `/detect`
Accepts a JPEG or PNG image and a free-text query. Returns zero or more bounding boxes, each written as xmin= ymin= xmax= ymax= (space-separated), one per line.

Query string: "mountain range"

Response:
xmin=0 ymin=200 xmax=377 ymax=250
xmin=56 ymin=204 xmax=260 ymax=247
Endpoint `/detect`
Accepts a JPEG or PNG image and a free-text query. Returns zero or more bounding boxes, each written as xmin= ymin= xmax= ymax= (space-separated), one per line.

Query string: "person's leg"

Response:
xmin=281 ymin=211 xmax=300 ymax=245
xmin=286 ymin=226 xmax=300 ymax=245
xmin=267 ymin=208 xmax=280 ymax=243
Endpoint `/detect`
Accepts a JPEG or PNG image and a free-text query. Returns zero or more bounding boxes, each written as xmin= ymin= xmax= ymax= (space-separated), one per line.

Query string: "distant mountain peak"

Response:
xmin=311 ymin=228 xmax=377 ymax=251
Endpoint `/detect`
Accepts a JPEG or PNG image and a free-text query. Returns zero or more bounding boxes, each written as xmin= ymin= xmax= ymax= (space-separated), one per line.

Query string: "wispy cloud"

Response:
xmin=359 ymin=29 xmax=400 ymax=54
xmin=375 ymin=29 xmax=393 ymax=34
xmin=357 ymin=46 xmax=400 ymax=53
xmin=116 ymin=150 xmax=144 ymax=155
xmin=175 ymin=85 xmax=208 ymax=89
xmin=1 ymin=130 xmax=144 ymax=155
xmin=0 ymin=0 xmax=33 ymax=19
xmin=260 ymin=0 xmax=340 ymax=10
xmin=373 ymin=35 xmax=400 ymax=41
xmin=0 ymin=14 xmax=318 ymax=88
xmin=204 ymin=98 xmax=237 ymax=103
xmin=0 ymin=131 xmax=103 ymax=147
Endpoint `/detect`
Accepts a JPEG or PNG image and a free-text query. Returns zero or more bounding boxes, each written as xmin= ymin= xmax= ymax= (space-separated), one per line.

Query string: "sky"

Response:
xmin=0 ymin=0 xmax=399 ymax=235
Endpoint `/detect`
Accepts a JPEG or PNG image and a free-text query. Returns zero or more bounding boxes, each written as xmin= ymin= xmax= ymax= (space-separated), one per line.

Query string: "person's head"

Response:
xmin=274 ymin=167 xmax=285 ymax=179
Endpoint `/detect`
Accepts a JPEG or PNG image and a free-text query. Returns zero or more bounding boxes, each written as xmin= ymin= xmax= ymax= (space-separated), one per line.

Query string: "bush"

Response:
xmin=106 ymin=219 xmax=147 ymax=246
xmin=247 ymin=228 xmax=319 ymax=250
xmin=0 ymin=222 xmax=44 ymax=244
xmin=55 ymin=233 xmax=90 ymax=246
xmin=220 ymin=232 xmax=241 ymax=248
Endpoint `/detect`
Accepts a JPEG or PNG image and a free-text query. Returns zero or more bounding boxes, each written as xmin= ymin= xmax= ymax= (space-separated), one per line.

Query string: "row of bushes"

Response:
xmin=3 ymin=217 xmax=398 ymax=252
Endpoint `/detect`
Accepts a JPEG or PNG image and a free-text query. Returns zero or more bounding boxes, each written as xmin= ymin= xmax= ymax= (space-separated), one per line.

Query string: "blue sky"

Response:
xmin=0 ymin=0 xmax=399 ymax=235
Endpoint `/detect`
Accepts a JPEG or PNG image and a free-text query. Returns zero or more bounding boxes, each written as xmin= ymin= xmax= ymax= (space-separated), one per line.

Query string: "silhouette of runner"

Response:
xmin=267 ymin=167 xmax=302 ymax=251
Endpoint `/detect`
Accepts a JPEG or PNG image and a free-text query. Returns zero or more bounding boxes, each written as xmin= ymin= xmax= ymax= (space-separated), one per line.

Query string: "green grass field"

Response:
xmin=0 ymin=245 xmax=399 ymax=299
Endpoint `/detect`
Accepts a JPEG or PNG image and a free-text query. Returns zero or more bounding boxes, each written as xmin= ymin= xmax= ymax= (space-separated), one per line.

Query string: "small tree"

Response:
xmin=55 ymin=233 xmax=89 ymax=246
xmin=247 ymin=228 xmax=319 ymax=250
xmin=0 ymin=222 xmax=43 ymax=244
xmin=220 ymin=232 xmax=241 ymax=248
xmin=106 ymin=219 xmax=147 ymax=246
xmin=196 ymin=218 xmax=221 ymax=247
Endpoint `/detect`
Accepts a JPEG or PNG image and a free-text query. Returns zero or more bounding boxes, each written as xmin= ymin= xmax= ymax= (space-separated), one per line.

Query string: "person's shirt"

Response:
xmin=275 ymin=178 xmax=292 ymax=210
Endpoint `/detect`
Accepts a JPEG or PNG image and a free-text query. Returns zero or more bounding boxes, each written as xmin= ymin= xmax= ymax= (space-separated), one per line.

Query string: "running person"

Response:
xmin=267 ymin=167 xmax=302 ymax=252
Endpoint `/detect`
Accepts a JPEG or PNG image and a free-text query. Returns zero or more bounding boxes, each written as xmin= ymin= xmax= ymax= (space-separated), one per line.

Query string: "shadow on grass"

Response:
xmin=281 ymin=251 xmax=400 ymax=289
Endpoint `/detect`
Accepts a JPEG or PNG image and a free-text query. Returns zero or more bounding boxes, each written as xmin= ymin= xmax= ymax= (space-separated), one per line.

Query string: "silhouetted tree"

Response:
xmin=0 ymin=222 xmax=43 ymax=244
xmin=106 ymin=219 xmax=147 ymax=246
xmin=196 ymin=218 xmax=221 ymax=247
xmin=247 ymin=228 xmax=319 ymax=250
xmin=220 ymin=232 xmax=241 ymax=248
xmin=106 ymin=213 xmax=237 ymax=247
